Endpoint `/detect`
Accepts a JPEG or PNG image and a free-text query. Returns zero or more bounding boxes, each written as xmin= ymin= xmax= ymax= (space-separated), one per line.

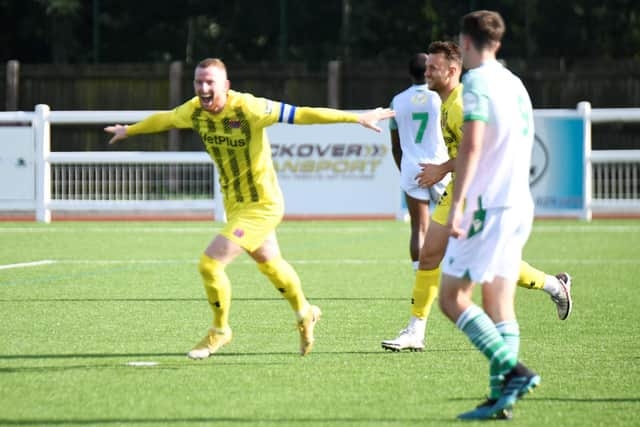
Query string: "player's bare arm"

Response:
xmin=105 ymin=111 xmax=176 ymax=145
xmin=390 ymin=129 xmax=402 ymax=171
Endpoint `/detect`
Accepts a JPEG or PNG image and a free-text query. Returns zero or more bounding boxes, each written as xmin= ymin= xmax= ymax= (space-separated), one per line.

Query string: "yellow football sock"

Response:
xmin=199 ymin=254 xmax=231 ymax=330
xmin=258 ymin=256 xmax=307 ymax=314
xmin=411 ymin=267 xmax=440 ymax=319
xmin=517 ymin=260 xmax=547 ymax=290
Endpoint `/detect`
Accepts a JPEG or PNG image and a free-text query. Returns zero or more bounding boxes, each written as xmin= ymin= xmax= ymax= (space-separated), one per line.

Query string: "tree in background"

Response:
xmin=1 ymin=0 xmax=640 ymax=64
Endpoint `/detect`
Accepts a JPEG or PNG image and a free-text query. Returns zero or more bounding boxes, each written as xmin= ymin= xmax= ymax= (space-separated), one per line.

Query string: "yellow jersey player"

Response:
xmin=381 ymin=41 xmax=572 ymax=354
xmin=105 ymin=58 xmax=394 ymax=360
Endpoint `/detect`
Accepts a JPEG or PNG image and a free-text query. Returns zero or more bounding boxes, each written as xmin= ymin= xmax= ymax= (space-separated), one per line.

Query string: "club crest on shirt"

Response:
xmin=233 ymin=228 xmax=245 ymax=238
xmin=411 ymin=93 xmax=428 ymax=105
xmin=229 ymin=120 xmax=241 ymax=128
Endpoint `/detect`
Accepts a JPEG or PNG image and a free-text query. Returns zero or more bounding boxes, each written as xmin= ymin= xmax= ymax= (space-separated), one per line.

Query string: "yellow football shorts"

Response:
xmin=432 ymin=180 xmax=453 ymax=226
xmin=220 ymin=199 xmax=284 ymax=252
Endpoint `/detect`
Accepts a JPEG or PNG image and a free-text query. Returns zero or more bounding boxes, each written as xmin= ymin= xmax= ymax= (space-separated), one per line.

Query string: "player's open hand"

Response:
xmin=416 ymin=163 xmax=445 ymax=187
xmin=104 ymin=124 xmax=128 ymax=145
xmin=358 ymin=108 xmax=395 ymax=132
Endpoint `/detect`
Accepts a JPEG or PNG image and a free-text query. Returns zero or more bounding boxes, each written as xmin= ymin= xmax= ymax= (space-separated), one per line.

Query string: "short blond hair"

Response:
xmin=197 ymin=58 xmax=226 ymax=71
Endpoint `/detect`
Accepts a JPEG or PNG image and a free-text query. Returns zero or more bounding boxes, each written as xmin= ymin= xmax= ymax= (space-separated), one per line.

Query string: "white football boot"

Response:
xmin=381 ymin=327 xmax=425 ymax=352
xmin=551 ymin=272 xmax=573 ymax=320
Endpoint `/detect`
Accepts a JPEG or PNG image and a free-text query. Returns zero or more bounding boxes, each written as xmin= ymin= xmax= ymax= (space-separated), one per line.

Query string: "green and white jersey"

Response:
xmin=461 ymin=60 xmax=534 ymax=211
xmin=389 ymin=84 xmax=449 ymax=194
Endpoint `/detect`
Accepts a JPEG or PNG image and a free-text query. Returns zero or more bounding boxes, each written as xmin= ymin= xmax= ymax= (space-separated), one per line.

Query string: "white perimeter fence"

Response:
xmin=0 ymin=103 xmax=639 ymax=222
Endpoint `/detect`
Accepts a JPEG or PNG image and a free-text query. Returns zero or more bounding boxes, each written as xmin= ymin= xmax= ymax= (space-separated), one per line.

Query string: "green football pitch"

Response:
xmin=1 ymin=220 xmax=638 ymax=426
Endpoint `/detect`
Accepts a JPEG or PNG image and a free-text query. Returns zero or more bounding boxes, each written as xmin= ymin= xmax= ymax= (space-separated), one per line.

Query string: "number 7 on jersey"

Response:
xmin=412 ymin=112 xmax=429 ymax=143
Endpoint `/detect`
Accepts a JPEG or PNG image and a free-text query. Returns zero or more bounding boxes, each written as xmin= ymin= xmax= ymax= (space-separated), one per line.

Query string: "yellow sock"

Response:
xmin=411 ymin=267 xmax=440 ymax=319
xmin=258 ymin=256 xmax=308 ymax=314
xmin=199 ymin=254 xmax=231 ymax=330
xmin=517 ymin=260 xmax=547 ymax=290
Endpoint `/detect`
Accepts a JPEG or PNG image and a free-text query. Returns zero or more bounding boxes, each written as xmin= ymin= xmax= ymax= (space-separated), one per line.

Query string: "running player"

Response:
xmin=105 ymin=58 xmax=394 ymax=360
xmin=389 ymin=53 xmax=450 ymax=270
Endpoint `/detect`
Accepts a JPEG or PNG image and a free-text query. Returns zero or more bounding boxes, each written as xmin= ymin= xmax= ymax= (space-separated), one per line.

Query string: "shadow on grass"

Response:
xmin=532 ymin=397 xmax=640 ymax=403
xmin=0 ymin=359 xmax=288 ymax=373
xmin=0 ymin=346 xmax=472 ymax=361
xmin=451 ymin=396 xmax=640 ymax=403
xmin=0 ymin=416 xmax=444 ymax=425
xmin=0 ymin=297 xmax=406 ymax=302
xmin=0 ymin=352 xmax=187 ymax=360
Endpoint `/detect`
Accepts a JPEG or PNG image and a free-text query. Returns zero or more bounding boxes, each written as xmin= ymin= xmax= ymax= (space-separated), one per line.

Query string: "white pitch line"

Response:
xmin=0 ymin=224 xmax=639 ymax=234
xmin=0 ymin=260 xmax=57 ymax=271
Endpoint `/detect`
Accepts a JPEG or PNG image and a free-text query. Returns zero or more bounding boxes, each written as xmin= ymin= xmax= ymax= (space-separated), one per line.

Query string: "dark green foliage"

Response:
xmin=3 ymin=0 xmax=640 ymax=64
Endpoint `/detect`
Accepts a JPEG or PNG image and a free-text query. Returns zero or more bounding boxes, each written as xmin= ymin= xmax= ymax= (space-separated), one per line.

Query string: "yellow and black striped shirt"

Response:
xmin=126 ymin=90 xmax=359 ymax=207
xmin=441 ymin=84 xmax=464 ymax=161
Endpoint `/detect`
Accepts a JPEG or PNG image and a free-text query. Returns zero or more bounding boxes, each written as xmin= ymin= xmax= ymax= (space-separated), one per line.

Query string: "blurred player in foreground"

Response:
xmin=105 ymin=58 xmax=394 ymax=360
xmin=438 ymin=10 xmax=540 ymax=419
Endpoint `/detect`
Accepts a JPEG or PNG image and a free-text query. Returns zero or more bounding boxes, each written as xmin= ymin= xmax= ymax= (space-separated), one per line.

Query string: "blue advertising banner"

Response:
xmin=530 ymin=114 xmax=587 ymax=217
xmin=393 ymin=110 xmax=589 ymax=220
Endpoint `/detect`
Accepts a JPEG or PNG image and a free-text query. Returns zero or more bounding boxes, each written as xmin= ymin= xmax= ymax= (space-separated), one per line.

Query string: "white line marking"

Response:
xmin=0 ymin=260 xmax=57 ymax=270
xmin=126 ymin=361 xmax=158 ymax=367
xmin=532 ymin=225 xmax=640 ymax=233
xmin=0 ymin=224 xmax=639 ymax=233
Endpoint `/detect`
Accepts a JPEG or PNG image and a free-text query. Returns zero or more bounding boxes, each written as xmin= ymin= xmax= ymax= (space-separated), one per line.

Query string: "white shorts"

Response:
xmin=401 ymin=171 xmax=450 ymax=203
xmin=441 ymin=205 xmax=533 ymax=284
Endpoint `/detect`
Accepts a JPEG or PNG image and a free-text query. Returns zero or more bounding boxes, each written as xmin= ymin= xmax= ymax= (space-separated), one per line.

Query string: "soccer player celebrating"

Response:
xmin=388 ymin=53 xmax=450 ymax=271
xmin=105 ymin=58 xmax=394 ymax=359
xmin=439 ymin=10 xmax=540 ymax=419
xmin=381 ymin=41 xmax=572 ymax=354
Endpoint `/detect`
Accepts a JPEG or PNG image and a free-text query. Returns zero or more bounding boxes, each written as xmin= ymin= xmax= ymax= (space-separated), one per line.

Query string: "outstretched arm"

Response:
xmin=293 ymin=106 xmax=395 ymax=132
xmin=104 ymin=111 xmax=176 ymax=145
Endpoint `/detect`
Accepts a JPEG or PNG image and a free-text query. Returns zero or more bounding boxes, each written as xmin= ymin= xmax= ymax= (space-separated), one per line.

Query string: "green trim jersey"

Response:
xmin=389 ymin=84 xmax=450 ymax=196
xmin=126 ymin=90 xmax=359 ymax=209
xmin=461 ymin=60 xmax=534 ymax=211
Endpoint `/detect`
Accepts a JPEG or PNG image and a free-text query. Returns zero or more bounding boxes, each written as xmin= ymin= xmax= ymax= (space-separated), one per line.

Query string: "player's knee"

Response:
xmin=257 ymin=256 xmax=297 ymax=280
xmin=257 ymin=257 xmax=277 ymax=276
xmin=199 ymin=254 xmax=224 ymax=282
xmin=437 ymin=288 xmax=458 ymax=319
xmin=418 ymin=249 xmax=443 ymax=270
xmin=257 ymin=256 xmax=300 ymax=286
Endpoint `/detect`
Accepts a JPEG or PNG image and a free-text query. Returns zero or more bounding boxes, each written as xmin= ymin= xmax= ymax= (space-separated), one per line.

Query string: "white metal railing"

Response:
xmin=1 ymin=103 xmax=640 ymax=221
xmin=0 ymin=105 xmax=224 ymax=221
xmin=49 ymin=152 xmax=215 ymax=210
xmin=590 ymin=150 xmax=640 ymax=213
